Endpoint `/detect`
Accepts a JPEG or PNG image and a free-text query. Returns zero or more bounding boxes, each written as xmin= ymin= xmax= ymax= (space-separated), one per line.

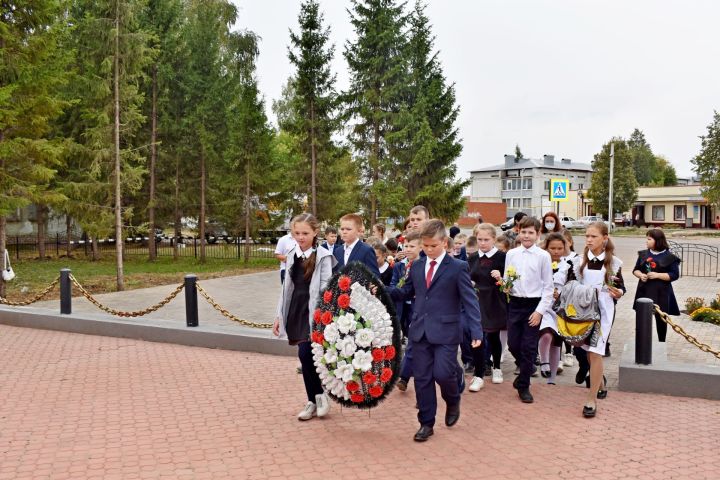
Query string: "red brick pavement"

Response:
xmin=1 ymin=325 xmax=719 ymax=480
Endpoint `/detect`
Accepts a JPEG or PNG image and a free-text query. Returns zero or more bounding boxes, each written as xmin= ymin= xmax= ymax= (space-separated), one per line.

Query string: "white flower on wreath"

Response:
xmin=354 ymin=328 xmax=375 ymax=348
xmin=323 ymin=322 xmax=339 ymax=344
xmin=336 ymin=336 xmax=357 ymax=357
xmin=334 ymin=361 xmax=355 ymax=382
xmin=336 ymin=313 xmax=357 ymax=335
xmin=324 ymin=349 xmax=338 ymax=364
xmin=352 ymin=349 xmax=373 ymax=372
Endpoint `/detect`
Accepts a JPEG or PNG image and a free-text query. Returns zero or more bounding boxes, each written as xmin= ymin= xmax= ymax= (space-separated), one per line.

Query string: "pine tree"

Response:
xmin=588 ymin=138 xmax=638 ymax=219
xmin=0 ymin=1 xmax=70 ymax=296
xmin=398 ymin=1 xmax=467 ymax=221
xmin=344 ymin=0 xmax=408 ymax=225
xmin=515 ymin=144 xmax=523 ymax=159
xmin=692 ymin=111 xmax=720 ymax=206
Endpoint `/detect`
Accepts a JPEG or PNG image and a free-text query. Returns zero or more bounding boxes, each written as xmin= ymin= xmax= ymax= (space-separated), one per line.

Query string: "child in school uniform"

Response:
xmin=503 ymin=216 xmax=554 ymax=403
xmin=273 ymin=213 xmax=337 ymax=421
xmin=561 ymin=229 xmax=578 ymax=368
xmin=469 ymin=223 xmax=507 ymax=388
xmin=453 ymin=233 xmax=468 ymax=261
xmin=392 ymin=231 xmax=422 ymax=392
xmin=333 ymin=213 xmax=381 ymax=278
xmin=388 ymin=219 xmax=483 ymax=442
xmin=320 ymin=226 xmax=338 ymax=255
xmin=537 ymin=233 xmax=571 ymax=384
xmin=373 ymin=242 xmax=394 ymax=286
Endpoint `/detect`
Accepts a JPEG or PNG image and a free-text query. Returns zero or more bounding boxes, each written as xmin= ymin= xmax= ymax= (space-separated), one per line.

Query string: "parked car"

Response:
xmin=560 ymin=216 xmax=581 ymax=229
xmin=578 ymin=215 xmax=614 ymax=231
xmin=500 ymin=218 xmax=515 ymax=231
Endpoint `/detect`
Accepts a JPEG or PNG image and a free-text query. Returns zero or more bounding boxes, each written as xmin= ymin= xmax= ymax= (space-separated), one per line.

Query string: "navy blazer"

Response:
xmin=389 ymin=255 xmax=483 ymax=345
xmin=333 ymin=240 xmax=381 ymax=278
xmin=390 ymin=261 xmax=411 ymax=321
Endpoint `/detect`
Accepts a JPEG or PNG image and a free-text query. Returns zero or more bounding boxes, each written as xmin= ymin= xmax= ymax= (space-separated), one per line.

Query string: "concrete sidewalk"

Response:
xmin=1 ymin=324 xmax=719 ymax=480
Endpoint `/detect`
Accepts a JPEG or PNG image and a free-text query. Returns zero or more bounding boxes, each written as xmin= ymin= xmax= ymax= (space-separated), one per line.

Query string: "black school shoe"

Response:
xmin=583 ymin=403 xmax=597 ymax=418
xmin=414 ymin=425 xmax=434 ymax=442
xmin=518 ymin=388 xmax=534 ymax=403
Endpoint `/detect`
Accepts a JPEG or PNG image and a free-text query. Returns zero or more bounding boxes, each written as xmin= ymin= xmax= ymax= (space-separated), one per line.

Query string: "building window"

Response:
xmin=693 ymin=205 xmax=699 ymax=219
xmin=674 ymin=205 xmax=686 ymax=221
xmin=510 ymin=198 xmax=520 ymax=208
xmin=522 ymin=198 xmax=531 ymax=208
xmin=544 ymin=180 xmax=550 ymax=191
xmin=652 ymin=205 xmax=665 ymax=221
xmin=522 ymin=178 xmax=532 ymax=190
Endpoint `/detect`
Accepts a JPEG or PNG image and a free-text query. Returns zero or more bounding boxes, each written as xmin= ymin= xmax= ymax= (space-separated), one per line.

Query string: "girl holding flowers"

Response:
xmin=273 ymin=213 xmax=337 ymax=421
xmin=632 ymin=228 xmax=680 ymax=342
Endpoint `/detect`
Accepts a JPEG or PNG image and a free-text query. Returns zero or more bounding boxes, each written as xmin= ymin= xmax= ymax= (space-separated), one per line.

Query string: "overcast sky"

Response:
xmin=231 ymin=0 xmax=720 ymax=179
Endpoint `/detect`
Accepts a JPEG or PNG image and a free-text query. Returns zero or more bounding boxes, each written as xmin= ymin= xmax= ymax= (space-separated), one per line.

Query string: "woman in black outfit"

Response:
xmin=632 ymin=229 xmax=681 ymax=342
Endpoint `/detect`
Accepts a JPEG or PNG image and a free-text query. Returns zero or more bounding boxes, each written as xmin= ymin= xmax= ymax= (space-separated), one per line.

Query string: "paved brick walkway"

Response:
xmin=1 ymin=325 xmax=719 ymax=480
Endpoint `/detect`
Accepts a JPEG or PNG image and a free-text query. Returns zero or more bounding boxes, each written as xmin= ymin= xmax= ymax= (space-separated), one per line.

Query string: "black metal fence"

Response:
xmin=668 ymin=241 xmax=719 ymax=278
xmin=4 ymin=235 xmax=277 ymax=261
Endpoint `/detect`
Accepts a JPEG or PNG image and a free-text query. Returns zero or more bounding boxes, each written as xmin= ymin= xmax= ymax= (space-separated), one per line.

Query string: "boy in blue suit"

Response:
xmin=333 ymin=213 xmax=381 ymax=279
xmin=320 ymin=226 xmax=338 ymax=255
xmin=388 ymin=219 xmax=483 ymax=442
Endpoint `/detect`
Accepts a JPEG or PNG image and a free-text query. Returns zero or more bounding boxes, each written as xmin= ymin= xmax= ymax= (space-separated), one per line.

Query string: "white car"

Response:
xmin=578 ymin=215 xmax=614 ymax=230
xmin=559 ymin=216 xmax=580 ymax=229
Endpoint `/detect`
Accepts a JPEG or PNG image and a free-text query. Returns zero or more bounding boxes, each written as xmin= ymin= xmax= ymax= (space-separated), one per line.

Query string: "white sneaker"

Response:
xmin=557 ymin=361 xmax=564 ymax=374
xmin=469 ymin=376 xmax=485 ymax=392
xmin=492 ymin=368 xmax=503 ymax=384
xmin=315 ymin=393 xmax=330 ymax=417
xmin=563 ymin=353 xmax=574 ymax=367
xmin=297 ymin=402 xmax=316 ymax=421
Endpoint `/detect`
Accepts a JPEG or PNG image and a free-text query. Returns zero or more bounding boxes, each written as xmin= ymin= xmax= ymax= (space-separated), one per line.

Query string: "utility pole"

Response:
xmin=608 ymin=142 xmax=615 ymax=225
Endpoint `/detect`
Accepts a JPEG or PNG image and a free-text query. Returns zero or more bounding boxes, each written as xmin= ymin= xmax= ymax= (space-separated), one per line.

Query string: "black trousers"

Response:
xmin=507 ymin=297 xmax=541 ymax=390
xmin=654 ymin=312 xmax=667 ymax=342
xmin=298 ymin=341 xmax=324 ymax=402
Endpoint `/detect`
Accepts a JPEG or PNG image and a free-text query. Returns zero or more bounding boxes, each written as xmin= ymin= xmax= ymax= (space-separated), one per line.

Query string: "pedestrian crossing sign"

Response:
xmin=550 ymin=178 xmax=569 ymax=202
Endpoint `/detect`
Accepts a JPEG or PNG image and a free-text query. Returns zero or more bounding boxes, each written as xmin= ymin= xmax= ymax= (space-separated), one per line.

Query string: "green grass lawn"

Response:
xmin=2 ymin=256 xmax=276 ymax=302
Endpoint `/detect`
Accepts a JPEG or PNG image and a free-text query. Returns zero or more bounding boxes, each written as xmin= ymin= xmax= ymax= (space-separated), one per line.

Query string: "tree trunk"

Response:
xmin=37 ymin=204 xmax=47 ymax=260
xmin=148 ymin=64 xmax=158 ymax=261
xmin=310 ymin=101 xmax=317 ymax=217
xmin=173 ymin=157 xmax=180 ymax=261
xmin=371 ymin=119 xmax=380 ymax=225
xmin=65 ymin=214 xmax=72 ymax=258
xmin=92 ymin=236 xmax=99 ymax=261
xmin=244 ymin=161 xmax=251 ymax=264
xmin=199 ymin=149 xmax=206 ymax=263
xmin=113 ymin=6 xmax=124 ymax=291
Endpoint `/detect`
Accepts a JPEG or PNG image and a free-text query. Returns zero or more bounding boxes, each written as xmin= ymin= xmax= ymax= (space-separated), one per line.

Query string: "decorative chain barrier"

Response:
xmin=69 ymin=274 xmax=184 ymax=318
xmin=195 ymin=282 xmax=273 ymax=329
xmin=0 ymin=277 xmax=60 ymax=306
xmin=654 ymin=304 xmax=720 ymax=360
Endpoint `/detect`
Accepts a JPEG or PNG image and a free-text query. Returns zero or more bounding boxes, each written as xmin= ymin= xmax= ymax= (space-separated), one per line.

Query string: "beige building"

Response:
xmin=632 ymin=185 xmax=716 ymax=228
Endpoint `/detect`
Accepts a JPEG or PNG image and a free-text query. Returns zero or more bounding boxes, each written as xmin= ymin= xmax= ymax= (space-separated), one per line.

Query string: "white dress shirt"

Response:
xmin=344 ymin=238 xmax=359 ymax=264
xmin=478 ymin=247 xmax=498 ymax=259
xmin=505 ymin=244 xmax=554 ymax=315
xmin=424 ymin=250 xmax=447 ymax=284
xmin=274 ymin=233 xmax=296 ymax=271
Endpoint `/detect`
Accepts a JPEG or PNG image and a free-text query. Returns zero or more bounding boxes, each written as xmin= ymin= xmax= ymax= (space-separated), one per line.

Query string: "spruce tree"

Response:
xmin=628 ymin=128 xmax=657 ymax=186
xmin=344 ymin=0 xmax=408 ymax=225
xmin=0 ymin=1 xmax=70 ymax=296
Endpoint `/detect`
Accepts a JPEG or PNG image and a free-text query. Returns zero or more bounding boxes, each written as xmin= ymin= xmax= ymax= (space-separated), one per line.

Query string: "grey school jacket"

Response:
xmin=275 ymin=245 xmax=337 ymax=340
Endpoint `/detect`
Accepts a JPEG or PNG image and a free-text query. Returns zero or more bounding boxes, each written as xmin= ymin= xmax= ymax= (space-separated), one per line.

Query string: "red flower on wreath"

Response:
xmin=384 ymin=345 xmax=396 ymax=360
xmin=369 ymin=386 xmax=383 ymax=398
xmin=313 ymin=309 xmax=322 ymax=324
xmin=338 ymin=275 xmax=351 ymax=292
xmin=346 ymin=381 xmax=360 ymax=392
xmin=371 ymin=348 xmax=385 ymax=362
xmin=350 ymin=394 xmax=365 ymax=403
xmin=311 ymin=331 xmax=324 ymax=345
xmin=380 ymin=368 xmax=393 ymax=383
xmin=323 ymin=290 xmax=333 ymax=304
xmin=362 ymin=372 xmax=378 ymax=385
xmin=321 ymin=311 xmax=333 ymax=325
xmin=338 ymin=293 xmax=351 ymax=309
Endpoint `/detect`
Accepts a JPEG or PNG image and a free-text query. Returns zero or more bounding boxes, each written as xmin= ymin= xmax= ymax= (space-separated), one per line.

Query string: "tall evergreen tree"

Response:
xmin=344 ymin=0 xmax=408 ymax=225
xmin=628 ymin=128 xmax=656 ymax=186
xmin=281 ymin=1 xmax=359 ymax=221
xmin=398 ymin=1 xmax=467 ymax=221
xmin=0 ymin=1 xmax=70 ymax=296
xmin=588 ymin=138 xmax=638 ymax=219
xmin=692 ymin=110 xmax=720 ymax=207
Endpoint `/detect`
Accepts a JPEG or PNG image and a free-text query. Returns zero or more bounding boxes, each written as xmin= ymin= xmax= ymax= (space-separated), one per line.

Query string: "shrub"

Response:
xmin=690 ymin=307 xmax=720 ymax=325
xmin=685 ymin=297 xmax=705 ymax=315
xmin=710 ymin=294 xmax=720 ymax=311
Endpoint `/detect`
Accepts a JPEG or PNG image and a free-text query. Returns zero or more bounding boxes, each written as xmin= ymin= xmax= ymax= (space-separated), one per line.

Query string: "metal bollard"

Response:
xmin=184 ymin=274 xmax=199 ymax=327
xmin=635 ymin=297 xmax=653 ymax=365
xmin=60 ymin=268 xmax=72 ymax=314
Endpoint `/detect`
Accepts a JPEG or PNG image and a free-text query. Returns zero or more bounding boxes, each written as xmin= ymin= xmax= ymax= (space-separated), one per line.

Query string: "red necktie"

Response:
xmin=426 ymin=260 xmax=437 ymax=288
